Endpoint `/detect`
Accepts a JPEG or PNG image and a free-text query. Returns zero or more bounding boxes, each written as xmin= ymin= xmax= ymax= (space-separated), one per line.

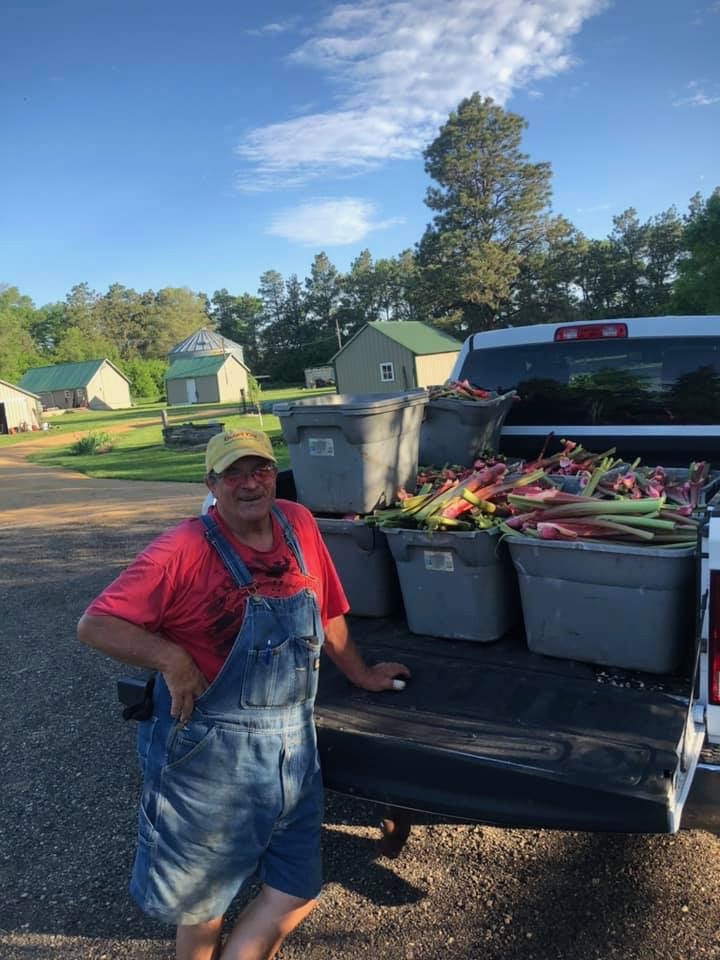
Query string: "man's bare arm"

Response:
xmin=77 ymin=614 xmax=207 ymax=723
xmin=322 ymin=615 xmax=410 ymax=692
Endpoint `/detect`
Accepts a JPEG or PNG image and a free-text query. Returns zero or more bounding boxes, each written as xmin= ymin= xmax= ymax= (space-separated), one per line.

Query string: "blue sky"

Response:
xmin=2 ymin=0 xmax=719 ymax=307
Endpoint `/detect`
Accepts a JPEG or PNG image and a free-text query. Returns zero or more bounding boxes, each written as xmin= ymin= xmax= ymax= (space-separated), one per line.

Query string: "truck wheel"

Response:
xmin=379 ymin=807 xmax=412 ymax=858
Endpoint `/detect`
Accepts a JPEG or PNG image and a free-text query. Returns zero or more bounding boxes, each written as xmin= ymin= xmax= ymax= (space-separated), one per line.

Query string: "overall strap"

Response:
xmin=271 ymin=506 xmax=309 ymax=576
xmin=200 ymin=513 xmax=254 ymax=588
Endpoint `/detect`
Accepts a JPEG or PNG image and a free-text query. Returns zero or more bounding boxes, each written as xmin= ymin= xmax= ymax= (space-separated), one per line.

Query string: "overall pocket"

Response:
xmin=163 ymin=722 xmax=217 ymax=772
xmin=241 ymin=635 xmax=322 ymax=708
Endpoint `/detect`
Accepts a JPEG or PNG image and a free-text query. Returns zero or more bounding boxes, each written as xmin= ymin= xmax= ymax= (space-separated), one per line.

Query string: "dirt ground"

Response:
xmin=2 ymin=439 xmax=720 ymax=960
xmin=0 ymin=432 xmax=207 ymax=531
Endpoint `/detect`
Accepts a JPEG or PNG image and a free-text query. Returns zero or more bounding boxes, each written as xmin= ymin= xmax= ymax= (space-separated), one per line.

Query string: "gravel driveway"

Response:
xmin=2 ymin=441 xmax=720 ymax=960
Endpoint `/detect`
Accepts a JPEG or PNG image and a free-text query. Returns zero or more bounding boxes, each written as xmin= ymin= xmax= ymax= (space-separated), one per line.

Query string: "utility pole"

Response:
xmin=335 ymin=315 xmax=343 ymax=352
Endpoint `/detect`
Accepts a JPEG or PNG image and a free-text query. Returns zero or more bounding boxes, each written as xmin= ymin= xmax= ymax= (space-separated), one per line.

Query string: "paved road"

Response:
xmin=2 ymin=441 xmax=720 ymax=959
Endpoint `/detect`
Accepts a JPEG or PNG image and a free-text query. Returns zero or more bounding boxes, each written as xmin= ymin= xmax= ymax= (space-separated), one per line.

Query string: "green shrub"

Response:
xmin=70 ymin=431 xmax=113 ymax=455
xmin=118 ymin=358 xmax=168 ymax=401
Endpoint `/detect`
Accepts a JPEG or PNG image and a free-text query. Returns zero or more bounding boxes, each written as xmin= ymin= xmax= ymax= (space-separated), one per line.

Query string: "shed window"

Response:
xmin=380 ymin=362 xmax=395 ymax=382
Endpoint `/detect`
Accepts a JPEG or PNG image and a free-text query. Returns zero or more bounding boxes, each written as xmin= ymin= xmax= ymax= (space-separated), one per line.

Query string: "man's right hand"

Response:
xmin=163 ymin=647 xmax=209 ymax=724
xmin=78 ymin=613 xmax=208 ymax=724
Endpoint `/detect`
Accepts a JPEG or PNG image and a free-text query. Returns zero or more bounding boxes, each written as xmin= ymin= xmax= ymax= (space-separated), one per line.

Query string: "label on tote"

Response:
xmin=424 ymin=550 xmax=454 ymax=572
xmin=309 ymin=438 xmax=335 ymax=457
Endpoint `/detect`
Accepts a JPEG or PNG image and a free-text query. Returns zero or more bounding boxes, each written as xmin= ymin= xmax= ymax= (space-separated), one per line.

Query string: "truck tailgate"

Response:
xmin=315 ymin=617 xmax=694 ymax=833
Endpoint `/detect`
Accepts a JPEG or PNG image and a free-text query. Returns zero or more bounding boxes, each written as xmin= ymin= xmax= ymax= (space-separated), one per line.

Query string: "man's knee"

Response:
xmin=221 ymin=888 xmax=317 ymax=959
xmin=176 ymin=915 xmax=224 ymax=960
xmin=258 ymin=886 xmax=318 ymax=934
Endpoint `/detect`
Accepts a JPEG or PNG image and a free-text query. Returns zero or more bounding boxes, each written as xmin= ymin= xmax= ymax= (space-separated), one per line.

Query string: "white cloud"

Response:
xmin=674 ymin=81 xmax=720 ymax=107
xmin=266 ymin=198 xmax=404 ymax=246
xmin=246 ymin=20 xmax=297 ymax=37
xmin=235 ymin=0 xmax=609 ymax=191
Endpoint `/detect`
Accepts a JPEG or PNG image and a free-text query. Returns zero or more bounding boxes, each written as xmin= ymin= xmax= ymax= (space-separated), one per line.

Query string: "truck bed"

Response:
xmin=315 ymin=616 xmax=694 ymax=833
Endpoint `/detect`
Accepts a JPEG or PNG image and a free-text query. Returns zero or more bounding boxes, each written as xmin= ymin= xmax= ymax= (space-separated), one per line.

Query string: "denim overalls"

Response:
xmin=130 ymin=507 xmax=325 ymax=925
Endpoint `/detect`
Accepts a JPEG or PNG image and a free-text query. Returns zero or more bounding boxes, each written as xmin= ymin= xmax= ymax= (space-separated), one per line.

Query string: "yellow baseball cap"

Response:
xmin=205 ymin=428 xmax=277 ymax=474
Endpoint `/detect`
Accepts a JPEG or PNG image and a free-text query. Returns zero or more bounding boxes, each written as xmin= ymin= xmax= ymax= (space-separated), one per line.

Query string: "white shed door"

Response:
xmin=184 ymin=379 xmax=198 ymax=403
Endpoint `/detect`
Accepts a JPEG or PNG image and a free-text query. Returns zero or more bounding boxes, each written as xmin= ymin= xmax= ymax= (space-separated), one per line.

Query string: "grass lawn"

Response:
xmin=18 ymin=387 xmax=332 ymax=482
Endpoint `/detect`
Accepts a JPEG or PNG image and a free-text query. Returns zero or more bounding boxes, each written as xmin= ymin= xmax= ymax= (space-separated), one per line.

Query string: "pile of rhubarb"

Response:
xmin=368 ymin=441 xmax=712 ymax=548
xmin=427 ymin=380 xmax=513 ymax=402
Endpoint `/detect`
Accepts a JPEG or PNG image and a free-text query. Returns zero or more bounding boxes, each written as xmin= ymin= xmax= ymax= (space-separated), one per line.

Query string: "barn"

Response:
xmin=19 ymin=359 xmax=132 ymax=410
xmin=332 ymin=321 xmax=461 ymax=394
xmin=168 ymin=328 xmax=246 ymax=367
xmin=0 ymin=379 xmax=42 ymax=433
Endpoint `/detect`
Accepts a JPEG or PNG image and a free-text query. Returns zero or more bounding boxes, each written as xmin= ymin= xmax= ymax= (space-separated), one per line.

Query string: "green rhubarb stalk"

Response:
xmin=400 ymin=493 xmax=435 ymax=513
xmin=507 ymin=468 xmax=548 ymax=488
xmin=658 ymin=509 xmax=699 ymax=527
xmin=497 ymin=520 xmax=536 ymax=537
xmin=468 ymin=468 xmax=549 ymax=504
xmin=578 ymin=519 xmax=655 ymax=540
xmin=370 ymin=512 xmax=410 ymax=526
xmin=529 ymin=497 xmax=666 ymax=519
xmin=651 ymin=530 xmax=700 ymax=542
xmin=473 ymin=515 xmax=494 ymax=529
xmin=582 ymin=456 xmax=617 ymax=497
xmin=413 ymin=468 xmax=502 ymax=521
xmin=506 ymin=491 xmax=590 ymax=511
xmin=415 ymin=467 xmax=548 ymax=525
xmin=413 ymin=488 xmax=459 ymax=521
xmin=593 ymin=514 xmax=678 ymax=531
xmin=426 ymin=516 xmax=473 ymax=530
xmin=461 ymin=488 xmax=496 ymax=512
xmin=652 ymin=540 xmax=698 ymax=549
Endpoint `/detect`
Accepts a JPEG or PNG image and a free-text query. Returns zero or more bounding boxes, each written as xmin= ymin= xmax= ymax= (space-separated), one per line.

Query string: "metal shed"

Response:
xmin=332 ymin=321 xmax=461 ymax=394
xmin=0 ymin=379 xmax=42 ymax=433
xmin=168 ymin=328 xmax=246 ymax=367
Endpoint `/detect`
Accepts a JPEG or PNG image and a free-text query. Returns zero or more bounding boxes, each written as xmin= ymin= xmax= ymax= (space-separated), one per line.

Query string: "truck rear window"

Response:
xmin=460 ymin=336 xmax=720 ymax=425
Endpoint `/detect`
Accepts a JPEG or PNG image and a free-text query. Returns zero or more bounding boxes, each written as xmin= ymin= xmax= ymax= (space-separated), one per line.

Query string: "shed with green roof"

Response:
xmin=165 ymin=352 xmax=249 ymax=406
xmin=19 ymin=359 xmax=131 ymax=411
xmin=331 ymin=321 xmax=461 ymax=394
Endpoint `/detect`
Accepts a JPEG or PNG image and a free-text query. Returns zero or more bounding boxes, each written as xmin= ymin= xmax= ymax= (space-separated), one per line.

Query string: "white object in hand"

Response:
xmin=392 ymin=679 xmax=406 ymax=691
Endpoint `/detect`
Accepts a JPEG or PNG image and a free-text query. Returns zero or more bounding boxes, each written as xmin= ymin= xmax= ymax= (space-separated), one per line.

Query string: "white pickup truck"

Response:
xmin=120 ymin=315 xmax=720 ymax=850
xmin=310 ymin=315 xmax=720 ymax=849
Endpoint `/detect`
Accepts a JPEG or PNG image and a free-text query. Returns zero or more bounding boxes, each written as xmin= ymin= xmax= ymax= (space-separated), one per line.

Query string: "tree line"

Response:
xmin=2 ymin=94 xmax=718 ymax=396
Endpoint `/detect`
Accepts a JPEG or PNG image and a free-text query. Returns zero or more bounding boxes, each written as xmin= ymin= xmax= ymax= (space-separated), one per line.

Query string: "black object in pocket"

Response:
xmin=120 ymin=673 xmax=156 ymax=721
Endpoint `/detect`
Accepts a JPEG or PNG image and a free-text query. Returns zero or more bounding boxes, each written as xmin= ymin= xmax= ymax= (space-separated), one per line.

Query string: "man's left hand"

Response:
xmin=353 ymin=661 xmax=411 ymax=692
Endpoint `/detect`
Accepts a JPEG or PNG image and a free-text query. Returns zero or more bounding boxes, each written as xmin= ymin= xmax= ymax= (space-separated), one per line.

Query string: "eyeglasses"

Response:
xmin=217 ymin=463 xmax=277 ymax=485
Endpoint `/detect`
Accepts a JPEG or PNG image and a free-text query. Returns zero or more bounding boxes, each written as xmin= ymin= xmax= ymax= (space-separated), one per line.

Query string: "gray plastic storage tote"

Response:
xmin=315 ymin=517 xmax=400 ymax=618
xmin=507 ymin=536 xmax=696 ymax=674
xmin=384 ymin=527 xmax=518 ymax=642
xmin=418 ymin=391 xmax=516 ymax=467
xmin=274 ymin=390 xmax=427 ymax=514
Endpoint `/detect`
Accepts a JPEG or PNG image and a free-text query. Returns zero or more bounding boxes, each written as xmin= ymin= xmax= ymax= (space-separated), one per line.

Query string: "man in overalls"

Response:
xmin=78 ymin=428 xmax=410 ymax=960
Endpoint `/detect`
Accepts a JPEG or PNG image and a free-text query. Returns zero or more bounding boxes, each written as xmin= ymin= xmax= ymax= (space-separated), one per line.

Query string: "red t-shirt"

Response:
xmin=86 ymin=501 xmax=349 ymax=681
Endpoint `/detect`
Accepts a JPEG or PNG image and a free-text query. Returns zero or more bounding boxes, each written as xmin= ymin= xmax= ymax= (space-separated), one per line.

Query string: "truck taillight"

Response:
xmin=554 ymin=323 xmax=628 ymax=341
xmin=710 ymin=571 xmax=720 ymax=705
